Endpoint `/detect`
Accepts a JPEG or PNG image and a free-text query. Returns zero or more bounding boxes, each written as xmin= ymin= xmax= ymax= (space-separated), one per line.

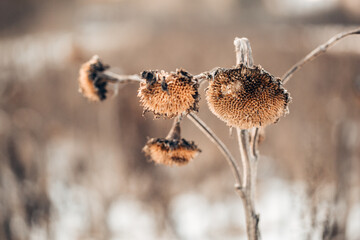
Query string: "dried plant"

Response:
xmin=138 ymin=69 xmax=199 ymax=118
xmin=143 ymin=117 xmax=201 ymax=166
xmin=206 ymin=64 xmax=290 ymax=129
xmin=77 ymin=27 xmax=360 ymax=240
xmin=78 ymin=55 xmax=110 ymax=101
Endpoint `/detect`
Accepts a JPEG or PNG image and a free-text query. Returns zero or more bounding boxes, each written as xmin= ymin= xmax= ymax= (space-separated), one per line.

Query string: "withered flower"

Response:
xmin=78 ymin=55 xmax=109 ymax=101
xmin=143 ymin=138 xmax=200 ymax=166
xmin=143 ymin=121 xmax=201 ymax=166
xmin=138 ymin=69 xmax=199 ymax=118
xmin=206 ymin=64 xmax=290 ymax=129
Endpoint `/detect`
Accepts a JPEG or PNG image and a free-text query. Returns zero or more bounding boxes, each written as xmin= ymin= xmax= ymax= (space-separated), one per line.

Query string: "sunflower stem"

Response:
xmin=98 ymin=71 xmax=144 ymax=84
xmin=282 ymin=27 xmax=360 ymax=84
xmin=99 ymin=68 xmax=212 ymax=85
xmin=187 ymin=113 xmax=242 ymax=187
xmin=234 ymin=37 xmax=261 ymax=240
xmin=166 ymin=117 xmax=182 ymax=140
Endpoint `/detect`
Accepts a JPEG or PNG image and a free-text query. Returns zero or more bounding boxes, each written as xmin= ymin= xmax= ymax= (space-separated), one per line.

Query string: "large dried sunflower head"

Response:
xmin=138 ymin=69 xmax=199 ymax=118
xmin=143 ymin=138 xmax=201 ymax=166
xmin=78 ymin=55 xmax=109 ymax=101
xmin=206 ymin=64 xmax=290 ymax=129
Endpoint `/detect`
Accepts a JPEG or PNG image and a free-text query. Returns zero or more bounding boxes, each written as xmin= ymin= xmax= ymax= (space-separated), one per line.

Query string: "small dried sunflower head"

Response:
xmin=143 ymin=138 xmax=201 ymax=166
xmin=206 ymin=64 xmax=290 ymax=129
xmin=78 ymin=55 xmax=109 ymax=101
xmin=138 ymin=69 xmax=199 ymax=118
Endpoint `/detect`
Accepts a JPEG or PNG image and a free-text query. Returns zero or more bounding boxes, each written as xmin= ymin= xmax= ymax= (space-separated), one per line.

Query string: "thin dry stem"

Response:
xmin=99 ymin=71 xmax=144 ymax=84
xmin=187 ymin=113 xmax=242 ymax=187
xmin=237 ymin=128 xmax=251 ymax=189
xmin=166 ymin=117 xmax=182 ymax=140
xmin=251 ymin=128 xmax=260 ymax=159
xmin=282 ymin=27 xmax=360 ymax=84
xmin=194 ymin=72 xmax=211 ymax=85
xmin=234 ymin=37 xmax=261 ymax=240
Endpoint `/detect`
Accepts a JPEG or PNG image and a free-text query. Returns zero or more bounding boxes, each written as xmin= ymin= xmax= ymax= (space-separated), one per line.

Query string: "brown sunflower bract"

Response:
xmin=143 ymin=138 xmax=201 ymax=166
xmin=78 ymin=55 xmax=109 ymax=101
xmin=138 ymin=69 xmax=199 ymax=118
xmin=206 ymin=64 xmax=290 ymax=129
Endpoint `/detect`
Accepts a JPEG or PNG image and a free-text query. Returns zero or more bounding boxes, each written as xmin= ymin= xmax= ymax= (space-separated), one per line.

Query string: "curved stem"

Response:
xmin=282 ymin=27 xmax=360 ymax=84
xmin=187 ymin=113 xmax=242 ymax=187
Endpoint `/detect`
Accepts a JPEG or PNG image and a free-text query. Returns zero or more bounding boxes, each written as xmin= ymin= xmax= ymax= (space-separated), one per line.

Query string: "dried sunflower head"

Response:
xmin=138 ymin=69 xmax=199 ymax=118
xmin=78 ymin=55 xmax=109 ymax=101
xmin=143 ymin=138 xmax=201 ymax=166
xmin=206 ymin=64 xmax=290 ymax=129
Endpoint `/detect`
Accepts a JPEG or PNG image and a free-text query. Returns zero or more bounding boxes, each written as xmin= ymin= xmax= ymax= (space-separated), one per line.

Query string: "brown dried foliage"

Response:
xmin=138 ymin=69 xmax=199 ymax=118
xmin=78 ymin=55 xmax=109 ymax=101
xmin=143 ymin=138 xmax=201 ymax=166
xmin=206 ymin=64 xmax=290 ymax=129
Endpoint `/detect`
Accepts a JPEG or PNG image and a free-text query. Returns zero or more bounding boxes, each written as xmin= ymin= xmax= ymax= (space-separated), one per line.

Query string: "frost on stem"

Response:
xmin=138 ymin=69 xmax=199 ymax=118
xmin=206 ymin=64 xmax=291 ymax=129
xmin=143 ymin=121 xmax=201 ymax=166
xmin=78 ymin=55 xmax=110 ymax=101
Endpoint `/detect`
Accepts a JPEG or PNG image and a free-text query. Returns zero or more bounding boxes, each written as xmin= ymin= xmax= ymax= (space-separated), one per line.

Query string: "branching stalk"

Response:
xmin=79 ymin=28 xmax=360 ymax=240
xmin=282 ymin=27 xmax=360 ymax=84
xmin=187 ymin=113 xmax=242 ymax=187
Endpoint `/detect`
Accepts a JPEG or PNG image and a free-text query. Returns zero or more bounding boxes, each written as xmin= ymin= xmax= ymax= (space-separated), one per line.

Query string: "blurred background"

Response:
xmin=0 ymin=0 xmax=360 ymax=239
